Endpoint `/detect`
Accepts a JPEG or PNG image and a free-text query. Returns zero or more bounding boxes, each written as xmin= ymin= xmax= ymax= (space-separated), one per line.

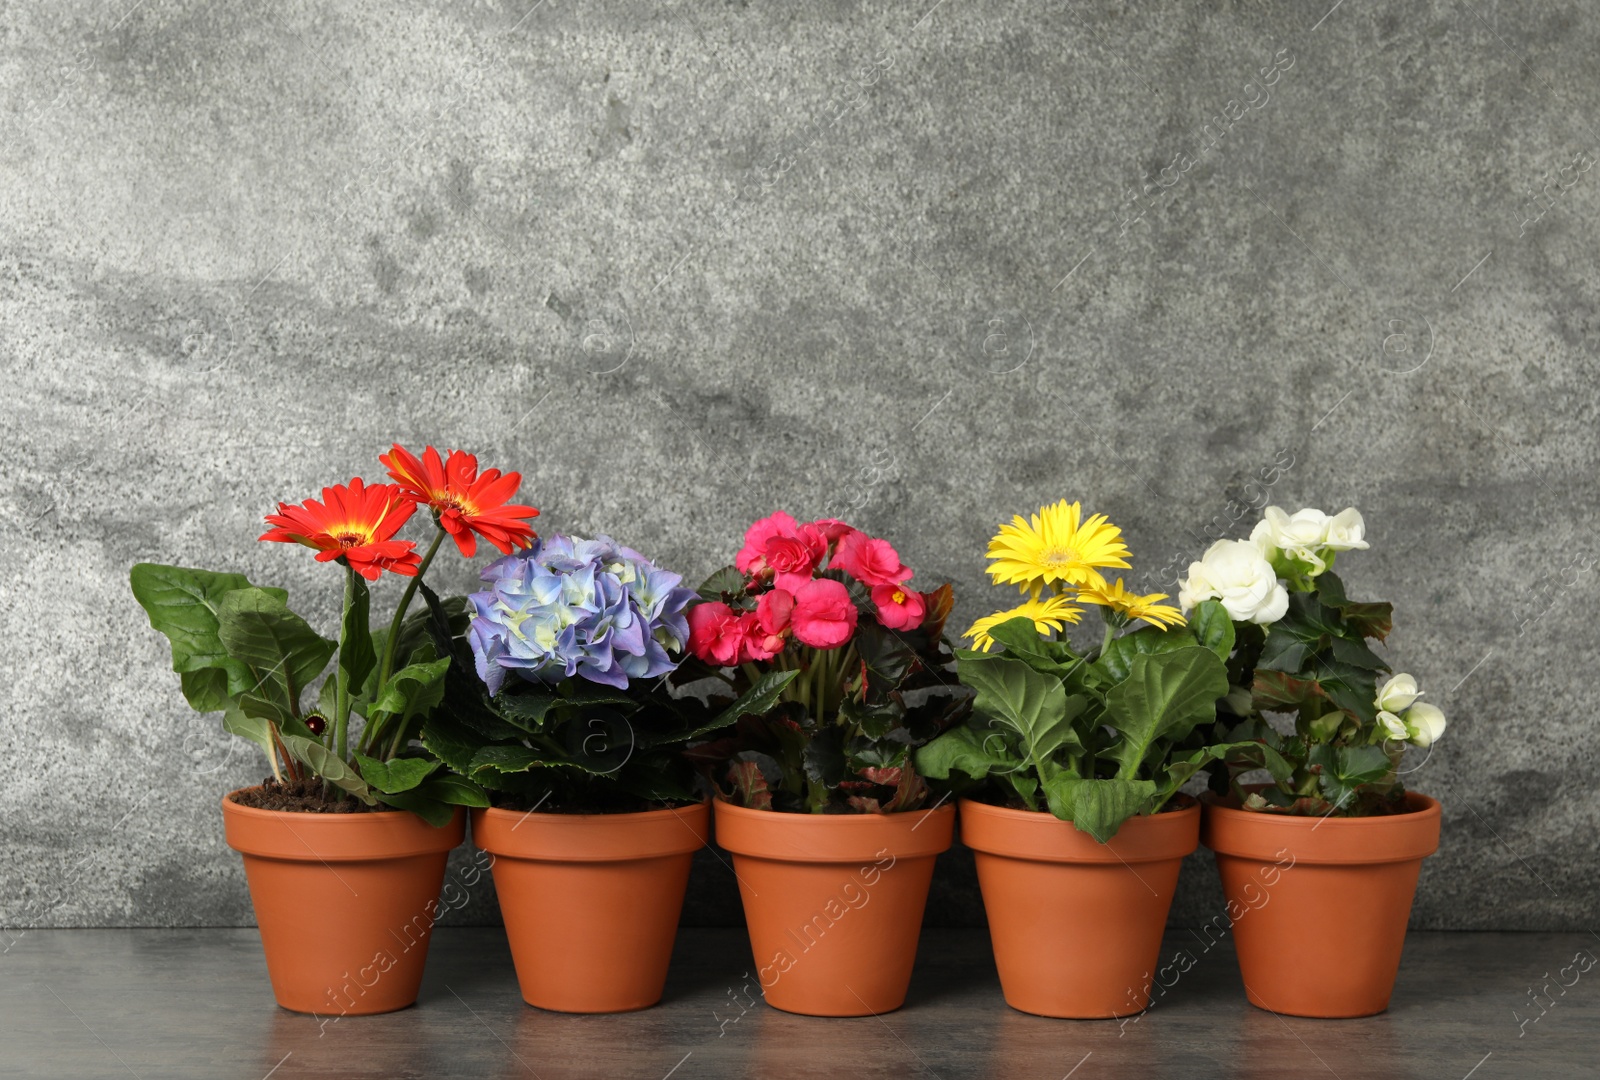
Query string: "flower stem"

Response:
xmin=331 ymin=564 xmax=358 ymax=798
xmin=1098 ymin=622 xmax=1116 ymax=660
xmin=371 ymin=527 xmax=447 ymax=721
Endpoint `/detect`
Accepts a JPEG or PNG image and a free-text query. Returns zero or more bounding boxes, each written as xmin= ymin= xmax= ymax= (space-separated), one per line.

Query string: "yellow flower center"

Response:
xmin=1041 ymin=547 xmax=1080 ymax=567
xmin=891 ymin=589 xmax=906 ymax=604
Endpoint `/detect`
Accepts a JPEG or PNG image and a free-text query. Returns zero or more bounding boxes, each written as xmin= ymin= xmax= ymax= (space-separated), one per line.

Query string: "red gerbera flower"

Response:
xmin=380 ymin=443 xmax=539 ymax=558
xmin=259 ymin=478 xmax=421 ymax=581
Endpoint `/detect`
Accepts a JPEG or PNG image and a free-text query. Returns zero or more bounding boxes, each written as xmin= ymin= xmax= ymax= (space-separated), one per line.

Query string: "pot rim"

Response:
xmin=712 ymin=799 xmax=956 ymax=862
xmin=221 ymin=790 xmax=465 ymax=861
xmin=471 ymin=799 xmax=711 ymax=861
xmin=958 ymin=795 xmax=1201 ymax=864
xmin=1201 ymin=789 xmax=1441 ymax=864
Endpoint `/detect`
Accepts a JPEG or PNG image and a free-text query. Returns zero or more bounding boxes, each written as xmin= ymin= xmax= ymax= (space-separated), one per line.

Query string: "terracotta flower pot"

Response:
xmin=1201 ymin=790 xmax=1442 ymax=1017
xmin=959 ymin=796 xmax=1200 ymax=1019
xmin=713 ymin=799 xmax=955 ymax=1017
xmin=471 ymin=801 xmax=709 ymax=1013
xmin=221 ymin=791 xmax=465 ymax=1016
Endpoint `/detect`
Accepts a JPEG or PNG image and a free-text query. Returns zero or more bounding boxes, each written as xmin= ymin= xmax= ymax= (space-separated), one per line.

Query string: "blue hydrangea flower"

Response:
xmin=468 ymin=533 xmax=697 ymax=695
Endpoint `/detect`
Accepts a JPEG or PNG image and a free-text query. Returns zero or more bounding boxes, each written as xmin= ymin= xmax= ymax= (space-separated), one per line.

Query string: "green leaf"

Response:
xmin=1311 ymin=657 xmax=1382 ymax=727
xmin=279 ymin=735 xmax=376 ymax=805
xmin=1310 ymin=743 xmax=1395 ymax=809
xmin=984 ymin=617 xmax=1092 ymax=680
xmin=354 ymin=753 xmax=440 ymax=794
xmin=697 ymin=566 xmax=748 ymax=602
xmin=417 ymin=773 xmax=490 ymax=808
xmin=916 ymin=722 xmax=1017 ymax=781
xmin=373 ymin=789 xmax=456 ymax=827
xmin=221 ymin=705 xmax=277 ymax=767
xmin=469 ymin=743 xmax=618 ymax=779
xmin=707 ymin=669 xmax=800 ymax=734
xmin=1252 ymin=669 xmax=1326 ymax=713
xmin=1329 ymin=635 xmax=1387 ymax=671
xmin=369 ymin=656 xmax=451 ymax=720
xmin=1098 ymin=626 xmax=1199 ymax=685
xmin=1196 ymin=740 xmax=1294 ymax=784
xmin=340 ymin=575 xmax=376 ymax=706
xmin=1315 ymin=572 xmax=1393 ymax=642
xmin=180 ymin=668 xmax=233 ymax=713
xmin=855 ymin=620 xmax=918 ymax=694
xmin=420 ymin=713 xmax=482 ymax=774
xmin=492 ymin=683 xmax=636 ymax=733
xmin=1106 ymin=647 xmax=1230 ymax=779
xmin=1043 ymin=775 xmax=1158 ymax=842
xmin=1256 ymin=592 xmax=1348 ymax=674
xmin=130 ymin=564 xmax=285 ymax=710
xmin=957 ymin=653 xmax=1086 ymax=773
xmin=1189 ymin=600 xmax=1236 ymax=661
xmin=215 ymin=588 xmax=336 ymax=708
xmin=802 ymin=725 xmax=847 ymax=789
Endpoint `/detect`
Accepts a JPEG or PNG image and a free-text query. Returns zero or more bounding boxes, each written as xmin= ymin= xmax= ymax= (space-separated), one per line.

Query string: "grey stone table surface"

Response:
xmin=1 ymin=928 xmax=1594 ymax=1079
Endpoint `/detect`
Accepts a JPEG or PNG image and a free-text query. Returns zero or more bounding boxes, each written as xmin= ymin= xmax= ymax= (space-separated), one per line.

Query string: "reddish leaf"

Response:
xmin=727 ymin=759 xmax=773 ymax=810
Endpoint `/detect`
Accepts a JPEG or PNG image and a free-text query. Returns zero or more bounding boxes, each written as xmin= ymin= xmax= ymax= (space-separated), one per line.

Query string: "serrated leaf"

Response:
xmin=706 ymin=669 xmax=799 ymax=733
xmin=420 ymin=713 xmax=481 ymax=774
xmin=491 ymin=683 xmax=636 ymax=732
xmin=279 ymin=735 xmax=376 ymax=805
xmin=469 ymin=743 xmax=620 ymax=779
xmin=354 ymin=753 xmax=440 ymax=794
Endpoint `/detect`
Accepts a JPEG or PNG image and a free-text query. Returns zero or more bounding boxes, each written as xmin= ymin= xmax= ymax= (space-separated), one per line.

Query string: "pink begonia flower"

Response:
xmin=872 ymin=583 xmax=926 ymax=631
xmin=790 ymin=578 xmax=858 ymax=649
xmin=830 ymin=530 xmax=911 ymax=588
xmin=735 ymin=511 xmax=825 ymax=592
xmin=688 ymin=601 xmax=748 ymax=666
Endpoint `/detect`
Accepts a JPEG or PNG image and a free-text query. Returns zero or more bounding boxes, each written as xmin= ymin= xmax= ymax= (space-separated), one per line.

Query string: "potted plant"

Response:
xmin=916 ymin=499 xmax=1245 ymax=1018
xmin=130 ymin=443 xmax=532 ymax=1015
xmin=679 ymin=513 xmax=971 ymax=1016
xmin=1183 ymin=506 xmax=1444 ymax=1018
xmin=416 ymin=531 xmax=762 ymax=1013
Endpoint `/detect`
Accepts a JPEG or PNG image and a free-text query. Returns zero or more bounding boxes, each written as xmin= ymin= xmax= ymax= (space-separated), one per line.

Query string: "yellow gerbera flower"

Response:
xmin=1076 ymin=577 xmax=1186 ymax=630
xmin=964 ymin=595 xmax=1083 ymax=652
xmin=985 ymin=500 xmax=1132 ymax=596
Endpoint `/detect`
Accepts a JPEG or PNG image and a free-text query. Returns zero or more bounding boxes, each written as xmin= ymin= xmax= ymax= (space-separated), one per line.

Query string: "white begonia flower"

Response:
xmin=1251 ymin=506 xmax=1332 ymax=574
xmin=1375 ymin=673 xmax=1421 ymax=713
xmin=1405 ymin=702 xmax=1447 ymax=747
xmin=1323 ymin=507 xmax=1369 ymax=552
xmin=1179 ymin=539 xmax=1289 ymax=625
xmin=1377 ymin=710 xmax=1410 ymax=741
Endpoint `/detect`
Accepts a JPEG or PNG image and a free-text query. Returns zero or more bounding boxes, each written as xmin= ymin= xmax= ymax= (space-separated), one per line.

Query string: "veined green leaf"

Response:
xmin=1106 ymin=647 xmax=1229 ymax=779
xmin=215 ymin=589 xmax=336 ymax=709
xmin=354 ymin=753 xmax=440 ymax=794
xmin=279 ymin=735 xmax=376 ymax=805
xmin=956 ymin=653 xmax=1086 ymax=774
xmin=130 ymin=564 xmax=286 ymax=711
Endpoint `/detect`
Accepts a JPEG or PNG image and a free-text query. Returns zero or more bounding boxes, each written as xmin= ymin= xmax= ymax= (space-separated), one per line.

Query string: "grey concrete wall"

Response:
xmin=2 ymin=0 xmax=1595 ymax=934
